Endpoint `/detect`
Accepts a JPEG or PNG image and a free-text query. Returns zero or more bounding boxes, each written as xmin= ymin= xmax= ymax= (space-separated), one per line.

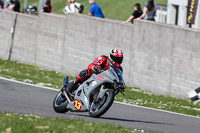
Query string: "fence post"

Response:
xmin=39 ymin=0 xmax=46 ymax=12
xmin=24 ymin=0 xmax=28 ymax=9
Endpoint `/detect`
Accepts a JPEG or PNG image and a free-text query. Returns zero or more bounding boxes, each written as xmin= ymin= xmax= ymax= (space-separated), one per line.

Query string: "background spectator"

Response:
xmin=0 ymin=0 xmax=3 ymax=9
xmin=7 ymin=0 xmax=20 ymax=12
xmin=3 ymin=0 xmax=11 ymax=9
xmin=22 ymin=5 xmax=37 ymax=14
xmin=137 ymin=0 xmax=156 ymax=21
xmin=41 ymin=0 xmax=52 ymax=13
xmin=63 ymin=0 xmax=84 ymax=14
xmin=122 ymin=3 xmax=143 ymax=24
xmin=89 ymin=0 xmax=104 ymax=18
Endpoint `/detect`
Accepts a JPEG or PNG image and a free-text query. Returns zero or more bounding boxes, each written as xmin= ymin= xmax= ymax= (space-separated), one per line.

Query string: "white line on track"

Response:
xmin=0 ymin=76 xmax=200 ymax=119
xmin=0 ymin=77 xmax=59 ymax=92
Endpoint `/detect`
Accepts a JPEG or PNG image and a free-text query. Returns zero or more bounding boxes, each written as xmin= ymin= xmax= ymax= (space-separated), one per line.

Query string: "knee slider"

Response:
xmin=79 ymin=70 xmax=88 ymax=78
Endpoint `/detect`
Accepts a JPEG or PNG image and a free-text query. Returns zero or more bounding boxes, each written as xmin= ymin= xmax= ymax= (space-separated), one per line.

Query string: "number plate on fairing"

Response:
xmin=74 ymin=99 xmax=81 ymax=111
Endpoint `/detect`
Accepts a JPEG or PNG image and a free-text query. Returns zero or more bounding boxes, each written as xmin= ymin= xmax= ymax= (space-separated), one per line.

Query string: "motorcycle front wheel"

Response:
xmin=53 ymin=91 xmax=69 ymax=113
xmin=89 ymin=90 xmax=114 ymax=118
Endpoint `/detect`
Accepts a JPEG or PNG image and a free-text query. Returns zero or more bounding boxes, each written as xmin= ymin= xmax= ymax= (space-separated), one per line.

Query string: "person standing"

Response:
xmin=41 ymin=0 xmax=52 ymax=13
xmin=88 ymin=0 xmax=104 ymax=18
xmin=0 ymin=0 xmax=3 ymax=9
xmin=7 ymin=0 xmax=20 ymax=12
xmin=122 ymin=3 xmax=143 ymax=24
xmin=3 ymin=0 xmax=11 ymax=9
xmin=63 ymin=0 xmax=84 ymax=14
xmin=137 ymin=0 xmax=156 ymax=21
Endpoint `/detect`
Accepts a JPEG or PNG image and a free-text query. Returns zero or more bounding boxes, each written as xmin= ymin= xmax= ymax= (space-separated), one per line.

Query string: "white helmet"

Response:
xmin=109 ymin=49 xmax=123 ymax=66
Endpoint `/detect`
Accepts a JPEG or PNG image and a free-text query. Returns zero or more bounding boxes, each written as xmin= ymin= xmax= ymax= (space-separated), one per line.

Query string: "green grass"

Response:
xmin=0 ymin=59 xmax=74 ymax=89
xmin=0 ymin=112 xmax=144 ymax=133
xmin=19 ymin=0 xmax=167 ymax=20
xmin=0 ymin=58 xmax=200 ymax=117
xmin=116 ymin=88 xmax=200 ymax=117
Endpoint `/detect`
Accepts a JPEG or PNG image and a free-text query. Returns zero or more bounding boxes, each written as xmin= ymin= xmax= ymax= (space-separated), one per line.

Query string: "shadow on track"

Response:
xmin=68 ymin=113 xmax=173 ymax=126
xmin=99 ymin=116 xmax=173 ymax=125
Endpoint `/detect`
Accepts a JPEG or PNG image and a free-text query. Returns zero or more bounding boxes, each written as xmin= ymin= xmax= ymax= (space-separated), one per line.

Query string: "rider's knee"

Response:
xmin=79 ymin=69 xmax=89 ymax=78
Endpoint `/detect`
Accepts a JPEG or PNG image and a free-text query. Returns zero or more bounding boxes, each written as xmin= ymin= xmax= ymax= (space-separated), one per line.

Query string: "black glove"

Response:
xmin=119 ymin=82 xmax=126 ymax=92
xmin=121 ymin=84 xmax=126 ymax=90
xmin=94 ymin=66 xmax=103 ymax=73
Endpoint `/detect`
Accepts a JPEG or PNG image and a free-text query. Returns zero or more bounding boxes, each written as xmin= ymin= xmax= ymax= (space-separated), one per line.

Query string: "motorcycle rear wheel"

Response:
xmin=89 ymin=90 xmax=114 ymax=118
xmin=53 ymin=91 xmax=69 ymax=113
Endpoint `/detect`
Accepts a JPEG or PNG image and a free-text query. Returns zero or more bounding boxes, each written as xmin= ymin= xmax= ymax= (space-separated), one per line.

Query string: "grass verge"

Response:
xmin=0 ymin=58 xmax=200 ymax=117
xmin=0 ymin=112 xmax=144 ymax=133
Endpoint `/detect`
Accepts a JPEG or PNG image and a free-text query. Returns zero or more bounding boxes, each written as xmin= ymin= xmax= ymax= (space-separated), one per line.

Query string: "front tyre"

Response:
xmin=53 ymin=91 xmax=68 ymax=113
xmin=89 ymin=90 xmax=114 ymax=118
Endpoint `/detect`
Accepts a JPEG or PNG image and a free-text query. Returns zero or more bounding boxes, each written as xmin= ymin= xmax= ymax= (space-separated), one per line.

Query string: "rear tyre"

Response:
xmin=53 ymin=91 xmax=69 ymax=113
xmin=89 ymin=90 xmax=114 ymax=118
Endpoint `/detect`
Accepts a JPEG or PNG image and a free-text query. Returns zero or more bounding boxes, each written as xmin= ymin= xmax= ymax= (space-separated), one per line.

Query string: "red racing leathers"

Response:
xmin=74 ymin=55 xmax=123 ymax=84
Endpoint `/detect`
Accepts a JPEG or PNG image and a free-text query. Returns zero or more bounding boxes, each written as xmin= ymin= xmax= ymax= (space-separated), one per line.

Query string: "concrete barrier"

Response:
xmin=1 ymin=10 xmax=200 ymax=99
xmin=11 ymin=14 xmax=38 ymax=64
xmin=35 ymin=13 xmax=66 ymax=71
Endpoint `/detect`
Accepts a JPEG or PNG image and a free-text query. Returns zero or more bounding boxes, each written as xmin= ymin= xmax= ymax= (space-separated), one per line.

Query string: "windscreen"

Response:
xmin=110 ymin=65 xmax=123 ymax=81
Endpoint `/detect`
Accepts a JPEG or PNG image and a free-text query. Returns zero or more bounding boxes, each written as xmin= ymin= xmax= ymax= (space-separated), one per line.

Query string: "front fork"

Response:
xmin=63 ymin=91 xmax=71 ymax=102
xmin=95 ymin=85 xmax=113 ymax=102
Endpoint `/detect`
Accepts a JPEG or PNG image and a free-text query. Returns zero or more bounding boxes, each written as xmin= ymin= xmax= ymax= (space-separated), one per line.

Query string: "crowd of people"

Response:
xmin=0 ymin=0 xmax=51 ymax=13
xmin=0 ymin=0 xmax=156 ymax=22
xmin=123 ymin=0 xmax=156 ymax=24
xmin=64 ymin=0 xmax=104 ymax=18
xmin=63 ymin=0 xmax=156 ymax=22
xmin=0 ymin=0 xmax=20 ymax=12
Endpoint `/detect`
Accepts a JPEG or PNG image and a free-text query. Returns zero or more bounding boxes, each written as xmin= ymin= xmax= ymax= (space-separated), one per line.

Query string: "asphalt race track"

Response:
xmin=0 ymin=77 xmax=200 ymax=133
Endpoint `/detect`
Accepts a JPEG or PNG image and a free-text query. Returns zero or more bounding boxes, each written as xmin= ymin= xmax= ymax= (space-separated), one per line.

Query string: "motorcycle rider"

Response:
xmin=63 ymin=48 xmax=124 ymax=93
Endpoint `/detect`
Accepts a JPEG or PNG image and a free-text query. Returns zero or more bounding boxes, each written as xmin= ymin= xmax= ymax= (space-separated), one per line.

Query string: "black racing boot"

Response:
xmin=65 ymin=80 xmax=76 ymax=94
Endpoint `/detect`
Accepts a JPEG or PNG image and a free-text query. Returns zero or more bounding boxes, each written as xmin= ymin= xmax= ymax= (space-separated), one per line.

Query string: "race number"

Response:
xmin=74 ymin=99 xmax=81 ymax=111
